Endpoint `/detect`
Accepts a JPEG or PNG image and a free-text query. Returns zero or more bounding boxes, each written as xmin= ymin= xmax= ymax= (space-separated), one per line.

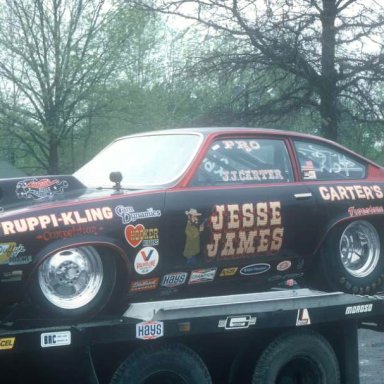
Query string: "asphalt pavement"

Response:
xmin=359 ymin=329 xmax=384 ymax=384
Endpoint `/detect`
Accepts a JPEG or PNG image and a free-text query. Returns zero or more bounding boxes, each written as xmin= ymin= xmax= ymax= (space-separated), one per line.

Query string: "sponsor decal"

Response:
xmin=0 ymin=243 xmax=31 ymax=266
xmin=0 ymin=206 xmax=113 ymax=236
xmin=296 ymin=309 xmax=311 ymax=326
xmin=189 ymin=268 xmax=217 ymax=284
xmin=0 ymin=270 xmax=22 ymax=282
xmin=221 ymin=140 xmax=260 ymax=152
xmin=16 ymin=178 xmax=69 ymax=200
xmin=136 ymin=321 xmax=164 ymax=340
xmin=319 ymin=185 xmax=383 ymax=202
xmin=348 ymin=206 xmax=384 ymax=217
xmin=277 ymin=260 xmax=292 ymax=272
xmin=222 ymin=169 xmax=284 ymax=183
xmin=130 ymin=278 xmax=159 ymax=292
xmin=183 ymin=209 xmax=205 ymax=265
xmin=345 ymin=304 xmax=373 ymax=315
xmin=161 ymin=272 xmax=188 ymax=287
xmin=0 ymin=337 xmax=15 ymax=350
xmin=218 ymin=315 xmax=257 ymax=330
xmin=36 ymin=225 xmax=101 ymax=241
xmin=41 ymin=331 xmax=71 ymax=348
xmin=219 ymin=267 xmax=238 ymax=277
xmin=240 ymin=263 xmax=271 ymax=276
xmin=301 ymin=160 xmax=317 ymax=180
xmin=115 ymin=205 xmax=161 ymax=224
xmin=134 ymin=247 xmax=159 ymax=275
xmin=125 ymin=224 xmax=159 ymax=248
xmin=206 ymin=202 xmax=284 ymax=259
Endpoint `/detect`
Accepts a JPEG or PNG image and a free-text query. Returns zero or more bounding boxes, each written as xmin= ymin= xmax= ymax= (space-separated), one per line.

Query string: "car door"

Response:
xmin=292 ymin=139 xmax=374 ymax=247
xmin=163 ymin=135 xmax=319 ymax=288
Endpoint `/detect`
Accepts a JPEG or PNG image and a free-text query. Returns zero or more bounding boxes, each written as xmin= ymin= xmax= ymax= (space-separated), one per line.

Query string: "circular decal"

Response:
xmin=240 ymin=263 xmax=271 ymax=276
xmin=277 ymin=260 xmax=292 ymax=272
xmin=134 ymin=247 xmax=159 ymax=275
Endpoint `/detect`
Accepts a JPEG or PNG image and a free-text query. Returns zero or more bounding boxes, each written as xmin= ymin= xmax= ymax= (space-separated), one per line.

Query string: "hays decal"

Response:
xmin=0 ymin=207 xmax=113 ymax=236
xmin=16 ymin=178 xmax=69 ymax=200
xmin=206 ymin=202 xmax=284 ymax=259
xmin=319 ymin=185 xmax=383 ymax=201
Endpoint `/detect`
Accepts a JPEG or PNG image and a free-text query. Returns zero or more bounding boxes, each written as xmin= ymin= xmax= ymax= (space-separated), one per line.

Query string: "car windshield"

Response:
xmin=74 ymin=133 xmax=202 ymax=188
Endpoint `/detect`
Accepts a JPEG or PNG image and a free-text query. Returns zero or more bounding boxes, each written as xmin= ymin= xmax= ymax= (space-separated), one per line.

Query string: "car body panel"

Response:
xmin=0 ymin=127 xmax=384 ymax=317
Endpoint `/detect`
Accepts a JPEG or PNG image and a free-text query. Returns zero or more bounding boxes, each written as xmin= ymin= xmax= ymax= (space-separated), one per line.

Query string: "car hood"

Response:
xmin=0 ymin=175 xmax=127 ymax=215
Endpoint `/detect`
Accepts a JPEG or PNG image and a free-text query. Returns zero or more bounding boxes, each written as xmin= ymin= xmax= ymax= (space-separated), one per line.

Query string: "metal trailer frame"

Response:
xmin=0 ymin=288 xmax=383 ymax=383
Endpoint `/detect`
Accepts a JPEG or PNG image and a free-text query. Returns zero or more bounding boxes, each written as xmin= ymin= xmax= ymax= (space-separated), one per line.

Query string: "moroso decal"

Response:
xmin=206 ymin=202 xmax=284 ymax=259
xmin=115 ymin=206 xmax=161 ymax=224
xmin=0 ymin=243 xmax=31 ymax=266
xmin=345 ymin=304 xmax=373 ymax=315
xmin=319 ymin=185 xmax=383 ymax=201
xmin=161 ymin=272 xmax=188 ymax=287
xmin=130 ymin=278 xmax=159 ymax=292
xmin=240 ymin=264 xmax=271 ymax=276
xmin=134 ymin=247 xmax=159 ymax=275
xmin=125 ymin=224 xmax=159 ymax=248
xmin=136 ymin=321 xmax=164 ymax=340
xmin=189 ymin=268 xmax=217 ymax=284
xmin=0 ymin=207 xmax=113 ymax=236
xmin=16 ymin=178 xmax=69 ymax=200
xmin=348 ymin=206 xmax=384 ymax=217
xmin=36 ymin=225 xmax=101 ymax=241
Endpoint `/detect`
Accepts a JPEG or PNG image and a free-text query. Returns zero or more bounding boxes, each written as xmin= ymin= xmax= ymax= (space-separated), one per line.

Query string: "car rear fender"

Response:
xmin=313 ymin=213 xmax=384 ymax=255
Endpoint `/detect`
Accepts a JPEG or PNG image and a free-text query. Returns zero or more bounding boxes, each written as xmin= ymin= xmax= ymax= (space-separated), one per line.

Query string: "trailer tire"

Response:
xmin=251 ymin=329 xmax=340 ymax=384
xmin=110 ymin=343 xmax=212 ymax=384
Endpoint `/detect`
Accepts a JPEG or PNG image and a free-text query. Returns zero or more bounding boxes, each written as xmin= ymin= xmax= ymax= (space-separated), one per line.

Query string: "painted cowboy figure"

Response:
xmin=183 ymin=208 xmax=205 ymax=266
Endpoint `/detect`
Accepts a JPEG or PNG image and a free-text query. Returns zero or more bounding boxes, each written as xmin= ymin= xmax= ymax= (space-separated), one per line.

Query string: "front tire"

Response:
xmin=32 ymin=246 xmax=116 ymax=319
xmin=320 ymin=220 xmax=384 ymax=294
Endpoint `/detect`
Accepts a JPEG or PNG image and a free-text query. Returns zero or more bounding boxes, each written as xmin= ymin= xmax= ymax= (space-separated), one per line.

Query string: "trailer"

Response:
xmin=1 ymin=287 xmax=383 ymax=384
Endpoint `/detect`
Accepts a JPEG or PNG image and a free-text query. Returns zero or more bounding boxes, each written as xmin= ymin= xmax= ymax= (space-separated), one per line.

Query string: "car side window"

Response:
xmin=191 ymin=138 xmax=294 ymax=186
xmin=294 ymin=140 xmax=366 ymax=181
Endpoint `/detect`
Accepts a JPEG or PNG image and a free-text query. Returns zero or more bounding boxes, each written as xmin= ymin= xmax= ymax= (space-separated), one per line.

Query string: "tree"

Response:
xmin=133 ymin=0 xmax=384 ymax=142
xmin=0 ymin=0 xmax=139 ymax=173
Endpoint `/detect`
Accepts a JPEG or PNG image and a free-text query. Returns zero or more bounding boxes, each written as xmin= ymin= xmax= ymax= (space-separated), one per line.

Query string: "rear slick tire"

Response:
xmin=320 ymin=220 xmax=384 ymax=294
xmin=252 ymin=329 xmax=340 ymax=384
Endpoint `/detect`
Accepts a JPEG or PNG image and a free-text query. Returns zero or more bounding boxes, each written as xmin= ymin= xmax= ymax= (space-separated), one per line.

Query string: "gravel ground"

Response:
xmin=359 ymin=329 xmax=384 ymax=384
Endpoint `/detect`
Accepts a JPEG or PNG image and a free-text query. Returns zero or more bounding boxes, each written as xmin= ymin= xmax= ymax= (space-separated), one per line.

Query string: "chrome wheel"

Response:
xmin=38 ymin=246 xmax=104 ymax=310
xmin=339 ymin=221 xmax=380 ymax=278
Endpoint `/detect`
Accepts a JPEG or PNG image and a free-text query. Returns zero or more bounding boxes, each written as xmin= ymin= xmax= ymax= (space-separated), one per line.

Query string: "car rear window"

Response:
xmin=294 ymin=140 xmax=366 ymax=181
xmin=191 ymin=138 xmax=293 ymax=186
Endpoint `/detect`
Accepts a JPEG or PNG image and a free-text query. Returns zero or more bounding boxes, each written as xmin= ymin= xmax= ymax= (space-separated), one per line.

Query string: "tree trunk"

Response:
xmin=48 ymin=136 xmax=59 ymax=175
xmin=320 ymin=0 xmax=338 ymax=141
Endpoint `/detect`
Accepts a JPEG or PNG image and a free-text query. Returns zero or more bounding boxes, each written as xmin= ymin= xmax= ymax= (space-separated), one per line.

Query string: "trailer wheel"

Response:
xmin=320 ymin=220 xmax=384 ymax=294
xmin=110 ymin=343 xmax=212 ymax=384
xmin=252 ymin=329 xmax=340 ymax=384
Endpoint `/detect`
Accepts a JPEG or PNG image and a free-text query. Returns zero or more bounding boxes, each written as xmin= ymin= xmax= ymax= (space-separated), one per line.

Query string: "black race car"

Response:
xmin=1 ymin=127 xmax=383 ymax=320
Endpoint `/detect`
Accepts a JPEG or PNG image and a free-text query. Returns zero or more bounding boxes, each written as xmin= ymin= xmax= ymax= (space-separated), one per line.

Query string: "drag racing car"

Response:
xmin=0 ymin=127 xmax=384 ymax=320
